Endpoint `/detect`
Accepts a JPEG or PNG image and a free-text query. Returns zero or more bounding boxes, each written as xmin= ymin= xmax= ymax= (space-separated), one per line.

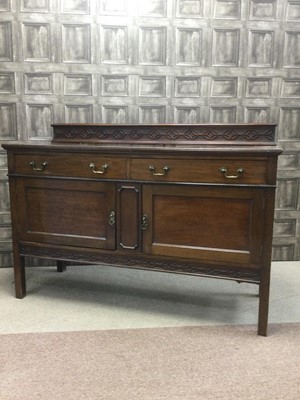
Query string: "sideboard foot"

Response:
xmin=57 ymin=260 xmax=67 ymax=273
xmin=14 ymin=254 xmax=26 ymax=299
xmin=257 ymin=282 xmax=270 ymax=336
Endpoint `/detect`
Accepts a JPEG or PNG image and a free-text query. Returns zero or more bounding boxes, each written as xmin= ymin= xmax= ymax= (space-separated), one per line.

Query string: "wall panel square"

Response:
xmin=246 ymin=78 xmax=272 ymax=97
xmin=175 ymin=77 xmax=201 ymax=97
xmin=245 ymin=107 xmax=270 ymax=123
xmin=25 ymin=73 xmax=53 ymax=94
xmin=279 ymin=108 xmax=300 ymax=140
xmin=62 ymin=24 xmax=91 ymax=63
xmin=61 ymin=0 xmax=90 ymax=14
xmin=21 ymin=0 xmax=50 ymax=12
xmin=139 ymin=0 xmax=167 ymax=17
xmin=64 ymin=74 xmax=92 ymax=95
xmin=276 ymin=179 xmax=299 ymax=210
xmin=248 ymin=31 xmax=274 ymax=67
xmin=176 ymin=0 xmax=203 ymax=17
xmin=286 ymin=1 xmax=300 ymax=21
xmin=283 ymin=32 xmax=300 ymax=67
xmin=250 ymin=0 xmax=276 ymax=20
xmin=0 ymin=0 xmax=10 ymax=11
xmin=174 ymin=106 xmax=200 ymax=123
xmin=139 ymin=27 xmax=166 ymax=65
xmin=212 ymin=29 xmax=240 ymax=66
xmin=0 ymin=104 xmax=17 ymax=140
xmin=0 ymin=22 xmax=12 ymax=61
xmin=101 ymin=26 xmax=128 ymax=64
xmin=101 ymin=76 xmax=128 ymax=96
xmin=176 ymin=28 xmax=202 ymax=65
xmin=139 ymin=76 xmax=166 ymax=97
xmin=281 ymin=79 xmax=300 ymax=97
xmin=211 ymin=78 xmax=237 ymax=97
xmin=99 ymin=0 xmax=127 ymax=15
xmin=210 ymin=106 xmax=236 ymax=123
xmin=0 ymin=73 xmax=15 ymax=93
xmin=65 ymin=104 xmax=93 ymax=123
xmin=26 ymin=104 xmax=53 ymax=139
xmin=22 ymin=23 xmax=51 ymax=62
xmin=102 ymin=105 xmax=128 ymax=123
xmin=139 ymin=106 xmax=166 ymax=123
xmin=213 ymin=0 xmax=241 ymax=19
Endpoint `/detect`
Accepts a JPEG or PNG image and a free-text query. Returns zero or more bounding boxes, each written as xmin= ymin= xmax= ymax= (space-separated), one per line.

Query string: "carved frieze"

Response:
xmin=52 ymin=124 xmax=276 ymax=144
xmin=19 ymin=243 xmax=261 ymax=283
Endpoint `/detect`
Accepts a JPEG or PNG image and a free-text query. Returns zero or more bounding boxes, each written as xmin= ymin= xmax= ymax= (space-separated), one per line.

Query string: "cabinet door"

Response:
xmin=15 ymin=178 xmax=116 ymax=249
xmin=142 ymin=185 xmax=264 ymax=265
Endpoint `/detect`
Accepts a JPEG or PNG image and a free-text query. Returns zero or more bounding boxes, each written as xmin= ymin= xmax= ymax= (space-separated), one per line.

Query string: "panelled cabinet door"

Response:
xmin=14 ymin=178 xmax=116 ymax=249
xmin=142 ymin=184 xmax=265 ymax=266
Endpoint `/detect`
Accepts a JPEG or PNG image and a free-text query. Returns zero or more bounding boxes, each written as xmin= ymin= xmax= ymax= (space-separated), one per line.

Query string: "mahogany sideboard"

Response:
xmin=2 ymin=124 xmax=282 ymax=335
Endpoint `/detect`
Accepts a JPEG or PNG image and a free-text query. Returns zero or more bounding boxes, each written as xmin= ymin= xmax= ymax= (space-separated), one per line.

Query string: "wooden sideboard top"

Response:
xmin=2 ymin=124 xmax=282 ymax=159
xmin=2 ymin=141 xmax=282 ymax=156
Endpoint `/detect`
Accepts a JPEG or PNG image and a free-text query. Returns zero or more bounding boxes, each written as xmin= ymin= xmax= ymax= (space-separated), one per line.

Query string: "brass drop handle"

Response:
xmin=29 ymin=161 xmax=48 ymax=171
xmin=149 ymin=165 xmax=169 ymax=176
xmin=141 ymin=214 xmax=149 ymax=230
xmin=109 ymin=211 xmax=115 ymax=226
xmin=89 ymin=163 xmax=109 ymax=175
xmin=220 ymin=167 xmax=244 ymax=179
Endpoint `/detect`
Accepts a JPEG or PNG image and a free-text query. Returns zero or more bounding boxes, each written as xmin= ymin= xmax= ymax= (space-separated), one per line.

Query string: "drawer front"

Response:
xmin=13 ymin=154 xmax=127 ymax=179
xmin=130 ymin=158 xmax=267 ymax=184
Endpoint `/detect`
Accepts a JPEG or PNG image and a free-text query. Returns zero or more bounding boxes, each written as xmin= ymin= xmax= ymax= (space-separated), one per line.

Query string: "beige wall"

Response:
xmin=1 ymin=0 xmax=300 ymax=265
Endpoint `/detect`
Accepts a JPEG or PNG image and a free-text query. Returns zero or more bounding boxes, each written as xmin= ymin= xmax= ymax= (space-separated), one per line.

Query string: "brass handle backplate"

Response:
xmin=29 ymin=161 xmax=48 ymax=171
xmin=89 ymin=163 xmax=109 ymax=175
xmin=220 ymin=167 xmax=244 ymax=179
xmin=109 ymin=211 xmax=115 ymax=226
xmin=149 ymin=165 xmax=169 ymax=176
xmin=141 ymin=214 xmax=149 ymax=230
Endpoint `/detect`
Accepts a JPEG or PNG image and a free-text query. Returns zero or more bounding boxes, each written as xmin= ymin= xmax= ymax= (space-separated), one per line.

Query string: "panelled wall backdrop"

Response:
xmin=0 ymin=0 xmax=300 ymax=265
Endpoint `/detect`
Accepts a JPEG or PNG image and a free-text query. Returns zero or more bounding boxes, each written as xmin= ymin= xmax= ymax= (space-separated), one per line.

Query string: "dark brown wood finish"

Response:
xmin=15 ymin=178 xmax=116 ymax=249
xmin=142 ymin=185 xmax=264 ymax=265
xmin=51 ymin=123 xmax=276 ymax=145
xmin=2 ymin=124 xmax=281 ymax=335
xmin=117 ymin=184 xmax=141 ymax=251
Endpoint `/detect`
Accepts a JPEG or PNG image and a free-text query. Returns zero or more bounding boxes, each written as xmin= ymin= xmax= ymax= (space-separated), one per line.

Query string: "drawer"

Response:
xmin=13 ymin=154 xmax=127 ymax=179
xmin=130 ymin=158 xmax=268 ymax=184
